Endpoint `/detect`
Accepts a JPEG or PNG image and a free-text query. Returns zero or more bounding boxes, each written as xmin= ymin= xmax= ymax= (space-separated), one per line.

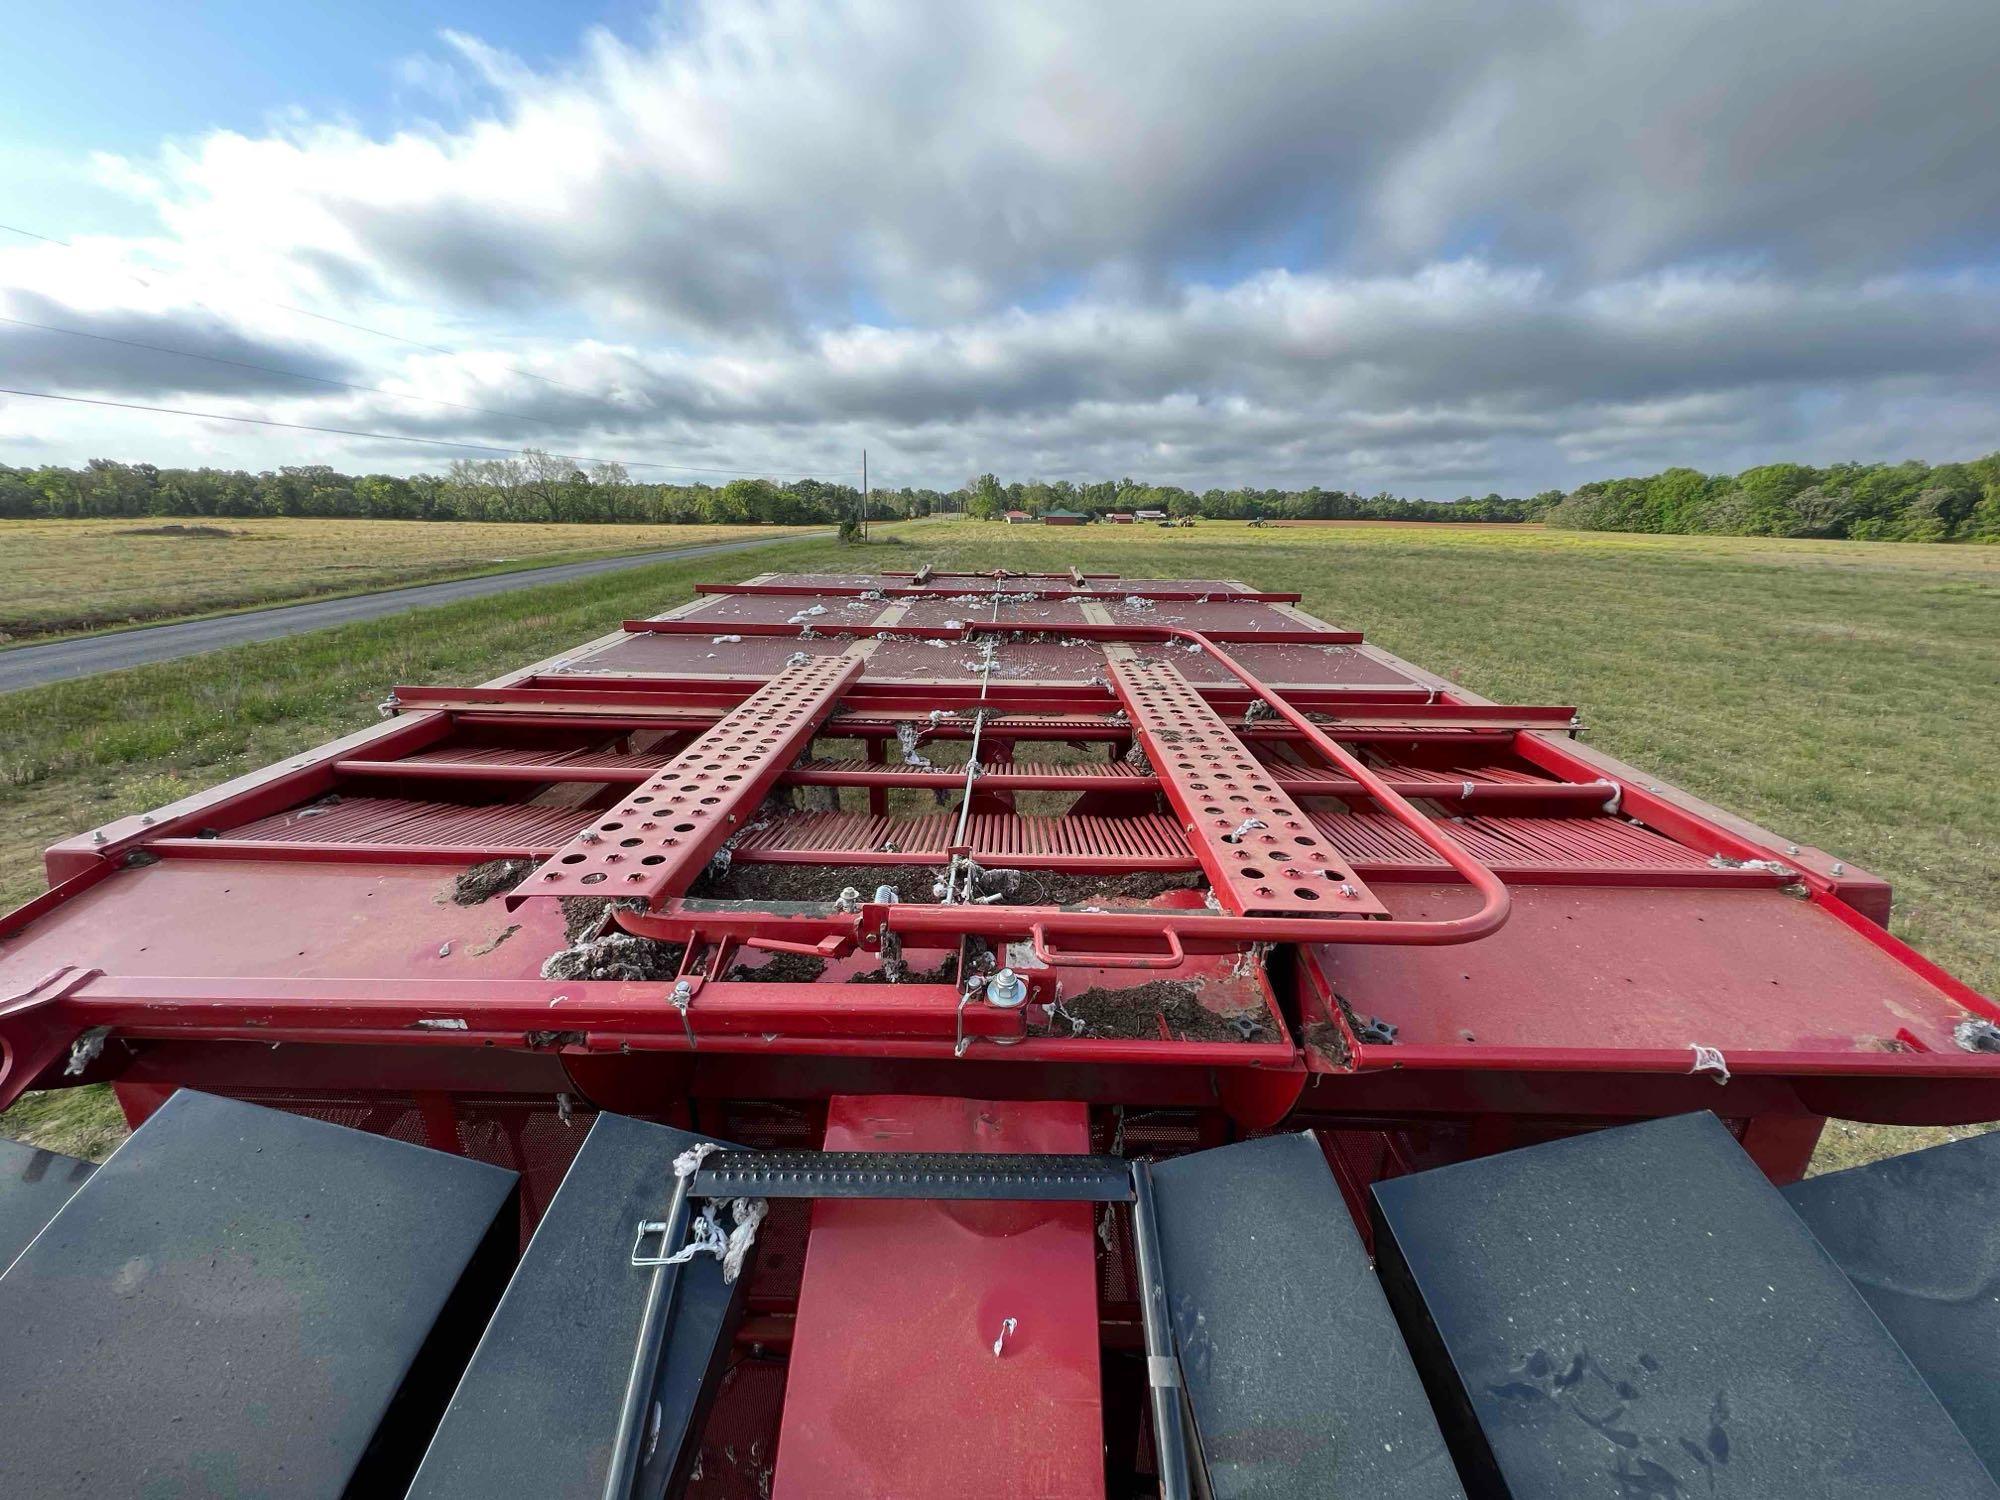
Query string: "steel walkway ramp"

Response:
xmin=411 ymin=1113 xmax=748 ymax=1500
xmin=1150 ymin=1133 xmax=1463 ymax=1498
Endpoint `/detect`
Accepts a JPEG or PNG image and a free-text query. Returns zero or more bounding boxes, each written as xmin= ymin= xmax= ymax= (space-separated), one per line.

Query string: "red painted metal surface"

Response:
xmin=772 ymin=1095 xmax=1104 ymax=1500
xmin=2 ymin=564 xmax=1995 ymax=1229
xmin=1308 ymin=882 xmax=1983 ymax=1060
xmin=4 ymin=563 xmax=1997 ymax=1492
xmin=695 ymin=580 xmax=1304 ymax=604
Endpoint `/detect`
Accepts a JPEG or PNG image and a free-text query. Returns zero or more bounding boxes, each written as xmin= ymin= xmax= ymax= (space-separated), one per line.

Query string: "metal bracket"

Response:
xmin=688 ymin=1148 xmax=1136 ymax=1202
xmin=630 ymin=1217 xmax=682 ymax=1268
xmin=667 ymin=980 xmax=696 ymax=1048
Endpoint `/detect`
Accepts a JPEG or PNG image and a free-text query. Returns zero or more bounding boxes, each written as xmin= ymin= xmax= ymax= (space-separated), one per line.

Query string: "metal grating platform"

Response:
xmin=1111 ymin=656 xmax=1386 ymax=916
xmin=515 ymin=653 xmax=863 ymax=903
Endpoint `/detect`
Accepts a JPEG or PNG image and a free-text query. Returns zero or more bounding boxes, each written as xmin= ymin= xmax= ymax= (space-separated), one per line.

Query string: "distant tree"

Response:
xmin=963 ymin=473 xmax=1006 ymax=520
xmin=590 ymin=462 xmax=632 ymax=523
xmin=1783 ymin=486 xmax=1849 ymax=538
xmin=0 ymin=471 xmax=35 ymax=518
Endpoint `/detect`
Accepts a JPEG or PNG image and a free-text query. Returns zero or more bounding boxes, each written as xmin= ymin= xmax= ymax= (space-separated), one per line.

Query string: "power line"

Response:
xmin=0 ymin=219 xmax=858 ymax=484
xmin=0 ymin=224 xmax=66 ymax=248
xmin=0 ymin=312 xmax=614 ymax=434
xmin=0 ymin=219 xmax=604 ymax=400
xmin=260 ymin=301 xmax=604 ymax=399
xmin=0 ymin=386 xmax=837 ymax=480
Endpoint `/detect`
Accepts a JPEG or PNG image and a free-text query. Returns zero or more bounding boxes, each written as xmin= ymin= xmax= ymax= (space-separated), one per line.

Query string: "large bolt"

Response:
xmin=985 ymin=969 xmax=1028 ymax=1008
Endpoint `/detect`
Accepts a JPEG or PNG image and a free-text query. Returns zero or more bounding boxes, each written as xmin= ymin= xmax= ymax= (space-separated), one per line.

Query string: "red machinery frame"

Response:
xmin=3 ymin=568 xmax=1996 ymax=1196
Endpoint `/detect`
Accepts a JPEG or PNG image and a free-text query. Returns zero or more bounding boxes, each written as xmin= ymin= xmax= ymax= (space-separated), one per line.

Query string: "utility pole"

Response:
xmin=861 ymin=448 xmax=869 ymax=541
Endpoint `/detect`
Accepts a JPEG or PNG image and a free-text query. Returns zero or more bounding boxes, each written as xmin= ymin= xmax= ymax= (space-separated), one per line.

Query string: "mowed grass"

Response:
xmin=0 ymin=516 xmax=812 ymax=643
xmin=2 ymin=519 xmax=1994 ymax=1174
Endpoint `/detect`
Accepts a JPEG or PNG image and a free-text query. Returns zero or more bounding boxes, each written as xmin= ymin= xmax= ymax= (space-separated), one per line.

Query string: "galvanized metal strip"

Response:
xmin=692 ymin=1149 xmax=1134 ymax=1201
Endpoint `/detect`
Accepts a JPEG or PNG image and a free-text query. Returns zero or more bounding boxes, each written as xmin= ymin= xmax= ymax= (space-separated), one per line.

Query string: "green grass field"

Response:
xmin=0 ymin=516 xmax=812 ymax=644
xmin=3 ymin=518 xmax=1994 ymax=1170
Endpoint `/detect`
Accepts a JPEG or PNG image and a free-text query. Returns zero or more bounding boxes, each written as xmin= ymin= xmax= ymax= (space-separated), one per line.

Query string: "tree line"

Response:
xmin=0 ymin=454 xmax=934 ymax=526
xmin=1542 ymin=454 xmax=2000 ymax=542
xmin=963 ymin=455 xmax=2000 ymax=540
xmin=4 ymin=449 xmax=1995 ymax=541
xmin=960 ymin=474 xmax=1556 ymax=524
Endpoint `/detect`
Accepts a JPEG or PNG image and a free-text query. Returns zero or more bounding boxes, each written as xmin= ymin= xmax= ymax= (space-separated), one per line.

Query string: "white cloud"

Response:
xmin=4 ymin=0 xmax=1999 ymax=493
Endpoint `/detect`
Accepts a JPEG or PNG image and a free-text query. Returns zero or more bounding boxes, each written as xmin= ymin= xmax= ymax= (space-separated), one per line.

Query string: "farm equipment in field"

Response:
xmin=2 ymin=568 xmax=1997 ymax=1496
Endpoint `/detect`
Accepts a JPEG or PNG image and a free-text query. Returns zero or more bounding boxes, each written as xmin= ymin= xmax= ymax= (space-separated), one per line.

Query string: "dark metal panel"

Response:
xmin=0 ymin=1135 xmax=94 ymax=1270
xmin=1784 ymin=1130 xmax=2000 ymax=1478
xmin=1151 ymin=1133 xmax=1464 ymax=1499
xmin=0 ymin=1088 xmax=518 ymax=1498
xmin=1371 ymin=1112 xmax=2000 ymax=1499
xmin=409 ymin=1113 xmax=747 ymax=1500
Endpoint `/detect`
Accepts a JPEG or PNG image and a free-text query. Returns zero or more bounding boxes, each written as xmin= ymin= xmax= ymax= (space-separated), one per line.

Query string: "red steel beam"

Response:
xmin=619 ymin=618 xmax=1361 ymax=646
xmin=329 ymin=751 xmax=1617 ymax=808
xmin=695 ymin=581 xmax=1305 ymax=603
xmin=884 ymin=569 xmax=1117 ymax=581
xmin=511 ymin=653 xmax=864 ymax=904
xmin=520 ymin=674 xmax=1438 ymax=707
xmin=4 ymin=975 xmax=1024 ymax=1045
xmin=421 ymin=708 xmax=1521 ymax=748
xmin=392 ymin=685 xmax=1575 ymax=733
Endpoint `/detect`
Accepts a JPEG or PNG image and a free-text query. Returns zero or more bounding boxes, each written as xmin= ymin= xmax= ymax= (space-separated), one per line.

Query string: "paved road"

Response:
xmin=0 ymin=529 xmax=829 ymax=694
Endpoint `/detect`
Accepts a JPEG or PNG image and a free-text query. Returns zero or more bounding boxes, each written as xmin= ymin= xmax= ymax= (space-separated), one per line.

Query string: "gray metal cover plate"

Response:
xmin=1372 ymin=1112 xmax=2000 ymax=1498
xmin=0 ymin=1089 xmax=517 ymax=1496
xmin=1151 ymin=1132 xmax=1464 ymax=1499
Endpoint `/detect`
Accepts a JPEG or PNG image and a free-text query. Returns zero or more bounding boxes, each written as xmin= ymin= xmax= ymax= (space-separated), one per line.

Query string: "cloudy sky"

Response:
xmin=3 ymin=0 xmax=1997 ymax=496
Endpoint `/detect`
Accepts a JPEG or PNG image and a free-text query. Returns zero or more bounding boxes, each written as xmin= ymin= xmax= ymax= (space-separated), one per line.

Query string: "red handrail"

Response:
xmin=1127 ymin=624 xmax=1511 ymax=943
